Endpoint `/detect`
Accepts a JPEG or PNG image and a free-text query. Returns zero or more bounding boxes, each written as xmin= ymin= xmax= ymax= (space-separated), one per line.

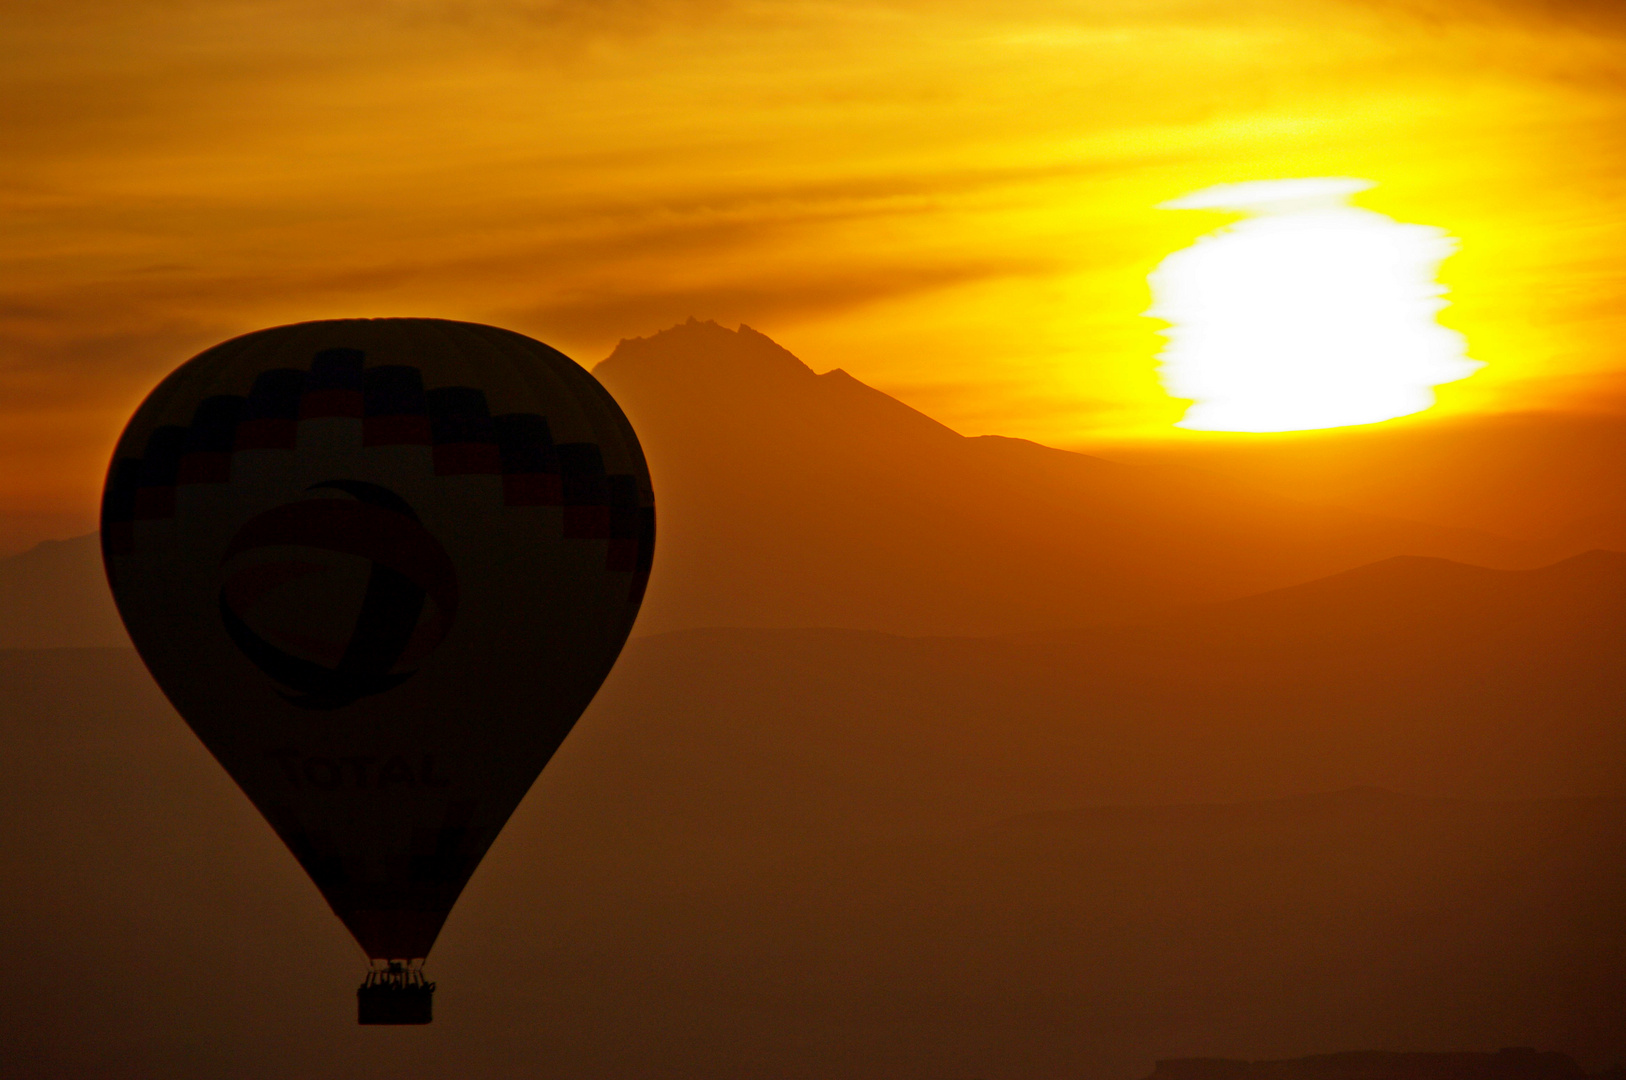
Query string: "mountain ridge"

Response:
xmin=0 ymin=319 xmax=1571 ymax=646
xmin=595 ymin=320 xmax=1549 ymax=636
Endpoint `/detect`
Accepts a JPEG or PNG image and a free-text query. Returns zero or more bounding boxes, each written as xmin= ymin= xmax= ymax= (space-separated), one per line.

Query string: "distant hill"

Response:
xmin=1038 ymin=548 xmax=1626 ymax=659
xmin=563 ymin=556 xmax=1626 ymax=833
xmin=595 ymin=319 xmax=1545 ymax=635
xmin=3 ymin=518 xmax=1618 ymax=809
xmin=1085 ymin=409 xmax=1626 ymax=548
xmin=2 ymin=646 xmax=1621 ymax=1078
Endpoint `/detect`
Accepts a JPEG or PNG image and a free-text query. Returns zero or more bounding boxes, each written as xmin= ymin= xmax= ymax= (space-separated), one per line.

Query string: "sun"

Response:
xmin=1147 ymin=178 xmax=1481 ymax=433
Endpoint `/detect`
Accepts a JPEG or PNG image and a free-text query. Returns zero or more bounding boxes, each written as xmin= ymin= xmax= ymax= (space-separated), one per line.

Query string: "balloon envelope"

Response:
xmin=101 ymin=318 xmax=654 ymax=960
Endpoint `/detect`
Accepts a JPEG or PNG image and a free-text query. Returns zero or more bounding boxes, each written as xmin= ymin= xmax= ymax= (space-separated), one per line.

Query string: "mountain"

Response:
xmin=0 ymin=531 xmax=126 ymax=649
xmin=595 ymin=320 xmax=1545 ymax=636
xmin=3 ymin=645 xmax=1621 ymax=1079
xmin=5 ymin=321 xmax=1622 ymax=1076
xmin=0 ymin=320 xmax=1554 ymax=647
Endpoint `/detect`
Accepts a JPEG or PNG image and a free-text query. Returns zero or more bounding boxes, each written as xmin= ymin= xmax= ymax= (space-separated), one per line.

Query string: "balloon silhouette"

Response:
xmin=100 ymin=319 xmax=655 ymax=1023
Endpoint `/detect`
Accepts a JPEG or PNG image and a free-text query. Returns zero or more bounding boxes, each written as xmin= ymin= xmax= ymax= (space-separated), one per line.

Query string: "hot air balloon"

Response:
xmin=100 ymin=319 xmax=655 ymax=1024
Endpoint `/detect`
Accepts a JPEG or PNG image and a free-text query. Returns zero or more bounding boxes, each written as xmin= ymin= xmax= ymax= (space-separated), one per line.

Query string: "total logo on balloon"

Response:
xmin=219 ymin=479 xmax=459 ymax=711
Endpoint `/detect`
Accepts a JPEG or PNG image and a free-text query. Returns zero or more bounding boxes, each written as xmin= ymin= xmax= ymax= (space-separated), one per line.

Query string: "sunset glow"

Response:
xmin=1148 ymin=179 xmax=1479 ymax=432
xmin=2 ymin=0 xmax=1625 ymax=553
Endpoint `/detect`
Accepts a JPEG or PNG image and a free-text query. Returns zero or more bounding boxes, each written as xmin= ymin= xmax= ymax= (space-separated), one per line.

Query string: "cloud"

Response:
xmin=510 ymin=259 xmax=1051 ymax=349
xmin=1352 ymin=0 xmax=1626 ymax=29
xmin=5 ymin=0 xmax=736 ymax=29
xmin=4 ymin=0 xmax=1624 ymax=545
xmin=1 ymin=154 xmax=1074 ymax=376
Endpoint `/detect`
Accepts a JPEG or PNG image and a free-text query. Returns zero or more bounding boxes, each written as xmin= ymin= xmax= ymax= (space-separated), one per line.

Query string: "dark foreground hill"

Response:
xmin=1145 ymin=1049 xmax=1610 ymax=1080
xmin=3 ymin=621 xmax=1622 ymax=1078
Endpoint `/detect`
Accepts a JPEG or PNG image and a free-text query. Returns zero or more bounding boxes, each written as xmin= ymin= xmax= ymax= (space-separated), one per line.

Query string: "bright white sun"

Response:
xmin=1147 ymin=177 xmax=1481 ymax=432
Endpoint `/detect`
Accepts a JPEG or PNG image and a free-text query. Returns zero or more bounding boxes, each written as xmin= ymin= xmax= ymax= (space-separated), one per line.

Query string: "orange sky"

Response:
xmin=3 ymin=0 xmax=1624 ymax=554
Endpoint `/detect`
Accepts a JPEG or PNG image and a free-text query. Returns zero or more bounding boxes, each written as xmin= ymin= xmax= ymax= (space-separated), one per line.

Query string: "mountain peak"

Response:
xmin=596 ymin=319 xmax=814 ymax=385
xmin=594 ymin=319 xmax=963 ymax=453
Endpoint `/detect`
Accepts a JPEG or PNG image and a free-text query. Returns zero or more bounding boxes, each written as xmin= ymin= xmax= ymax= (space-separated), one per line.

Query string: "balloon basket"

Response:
xmin=358 ymin=962 xmax=434 ymax=1025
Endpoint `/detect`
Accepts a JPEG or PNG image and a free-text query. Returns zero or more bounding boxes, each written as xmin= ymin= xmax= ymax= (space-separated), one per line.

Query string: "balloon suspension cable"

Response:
xmin=357 ymin=960 xmax=435 ymax=1025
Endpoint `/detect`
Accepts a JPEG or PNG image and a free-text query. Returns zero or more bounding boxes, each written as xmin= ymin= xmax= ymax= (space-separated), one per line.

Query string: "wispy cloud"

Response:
xmin=3 ymin=0 xmax=1624 ymax=543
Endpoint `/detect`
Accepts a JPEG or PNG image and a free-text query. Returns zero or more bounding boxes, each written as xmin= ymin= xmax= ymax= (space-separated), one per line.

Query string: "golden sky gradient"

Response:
xmin=4 ymin=0 xmax=1624 ymax=553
